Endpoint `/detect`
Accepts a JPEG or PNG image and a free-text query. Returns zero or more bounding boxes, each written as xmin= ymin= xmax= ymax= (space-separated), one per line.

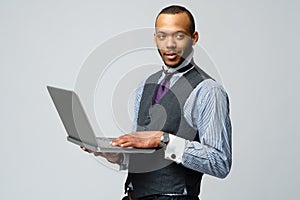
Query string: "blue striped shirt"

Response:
xmin=132 ymin=67 xmax=232 ymax=179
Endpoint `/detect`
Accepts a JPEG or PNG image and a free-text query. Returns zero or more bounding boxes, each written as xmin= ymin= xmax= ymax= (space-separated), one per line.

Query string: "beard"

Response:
xmin=157 ymin=44 xmax=193 ymax=68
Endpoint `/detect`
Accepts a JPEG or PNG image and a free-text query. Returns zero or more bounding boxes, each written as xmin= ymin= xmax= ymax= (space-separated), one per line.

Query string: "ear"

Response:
xmin=154 ymin=32 xmax=157 ymax=45
xmin=192 ymin=31 xmax=199 ymax=45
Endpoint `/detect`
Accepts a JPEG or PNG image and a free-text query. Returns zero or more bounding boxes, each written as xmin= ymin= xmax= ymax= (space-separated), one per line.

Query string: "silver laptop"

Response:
xmin=47 ymin=86 xmax=156 ymax=154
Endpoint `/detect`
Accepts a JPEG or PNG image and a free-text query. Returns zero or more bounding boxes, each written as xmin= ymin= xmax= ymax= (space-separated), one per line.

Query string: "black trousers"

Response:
xmin=123 ymin=194 xmax=199 ymax=200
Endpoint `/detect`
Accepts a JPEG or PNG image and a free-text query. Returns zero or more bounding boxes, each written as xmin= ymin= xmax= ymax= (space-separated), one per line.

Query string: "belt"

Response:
xmin=125 ymin=190 xmax=199 ymax=200
xmin=136 ymin=194 xmax=199 ymax=200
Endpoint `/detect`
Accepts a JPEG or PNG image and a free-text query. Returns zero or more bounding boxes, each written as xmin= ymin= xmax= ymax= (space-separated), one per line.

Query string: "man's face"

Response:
xmin=154 ymin=13 xmax=198 ymax=68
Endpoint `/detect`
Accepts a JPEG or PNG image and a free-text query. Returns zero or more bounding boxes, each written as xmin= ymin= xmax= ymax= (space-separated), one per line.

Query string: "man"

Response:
xmin=82 ymin=5 xmax=232 ymax=200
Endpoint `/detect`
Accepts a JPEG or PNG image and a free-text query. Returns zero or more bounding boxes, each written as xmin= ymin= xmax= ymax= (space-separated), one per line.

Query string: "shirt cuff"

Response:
xmin=164 ymin=134 xmax=186 ymax=164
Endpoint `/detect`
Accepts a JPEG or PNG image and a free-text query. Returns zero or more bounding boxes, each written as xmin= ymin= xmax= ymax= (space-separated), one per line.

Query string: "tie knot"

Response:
xmin=163 ymin=73 xmax=173 ymax=80
xmin=162 ymin=69 xmax=174 ymax=76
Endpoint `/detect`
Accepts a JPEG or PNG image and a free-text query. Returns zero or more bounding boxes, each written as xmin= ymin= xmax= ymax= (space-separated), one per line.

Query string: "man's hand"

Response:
xmin=81 ymin=146 xmax=100 ymax=156
xmin=111 ymin=131 xmax=163 ymax=148
xmin=80 ymin=147 xmax=123 ymax=164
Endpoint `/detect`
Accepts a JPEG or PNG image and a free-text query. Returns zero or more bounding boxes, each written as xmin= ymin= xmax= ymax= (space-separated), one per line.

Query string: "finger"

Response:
xmin=112 ymin=137 xmax=132 ymax=146
xmin=106 ymin=152 xmax=119 ymax=157
xmin=113 ymin=134 xmax=132 ymax=142
xmin=107 ymin=157 xmax=119 ymax=163
xmin=93 ymin=152 xmax=101 ymax=156
xmin=99 ymin=152 xmax=119 ymax=158
xmin=120 ymin=141 xmax=136 ymax=148
xmin=99 ymin=152 xmax=106 ymax=157
xmin=81 ymin=147 xmax=91 ymax=152
xmin=111 ymin=138 xmax=122 ymax=146
xmin=81 ymin=147 xmax=94 ymax=153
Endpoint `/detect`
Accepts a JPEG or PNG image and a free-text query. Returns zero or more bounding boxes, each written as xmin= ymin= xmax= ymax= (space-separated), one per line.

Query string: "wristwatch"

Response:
xmin=159 ymin=132 xmax=169 ymax=148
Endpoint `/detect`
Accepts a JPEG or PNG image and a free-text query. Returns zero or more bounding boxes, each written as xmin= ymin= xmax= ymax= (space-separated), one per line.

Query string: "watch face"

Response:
xmin=161 ymin=132 xmax=169 ymax=143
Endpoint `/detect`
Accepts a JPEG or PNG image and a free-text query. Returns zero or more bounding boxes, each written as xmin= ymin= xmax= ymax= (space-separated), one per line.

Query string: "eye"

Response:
xmin=157 ymin=33 xmax=166 ymax=40
xmin=175 ymin=33 xmax=185 ymax=40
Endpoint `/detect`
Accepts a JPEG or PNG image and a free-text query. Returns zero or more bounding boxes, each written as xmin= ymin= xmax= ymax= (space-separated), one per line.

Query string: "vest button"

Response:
xmin=171 ymin=154 xmax=176 ymax=159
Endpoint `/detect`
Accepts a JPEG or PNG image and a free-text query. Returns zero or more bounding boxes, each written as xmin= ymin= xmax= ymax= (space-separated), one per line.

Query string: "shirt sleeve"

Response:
xmin=131 ymin=80 xmax=145 ymax=132
xmin=164 ymin=80 xmax=232 ymax=178
xmin=118 ymin=80 xmax=146 ymax=171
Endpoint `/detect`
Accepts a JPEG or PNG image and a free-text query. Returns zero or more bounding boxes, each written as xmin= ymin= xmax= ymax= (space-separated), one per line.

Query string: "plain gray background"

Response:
xmin=1 ymin=0 xmax=299 ymax=199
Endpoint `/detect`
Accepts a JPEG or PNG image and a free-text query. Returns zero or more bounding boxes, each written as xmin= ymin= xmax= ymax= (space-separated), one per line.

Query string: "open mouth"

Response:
xmin=164 ymin=52 xmax=179 ymax=60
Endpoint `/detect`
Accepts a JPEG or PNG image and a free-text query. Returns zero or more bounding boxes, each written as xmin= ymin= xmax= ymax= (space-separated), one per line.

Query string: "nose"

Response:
xmin=166 ymin=36 xmax=176 ymax=50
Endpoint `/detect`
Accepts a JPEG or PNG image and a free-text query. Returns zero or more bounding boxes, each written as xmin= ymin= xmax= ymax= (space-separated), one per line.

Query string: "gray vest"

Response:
xmin=126 ymin=65 xmax=211 ymax=198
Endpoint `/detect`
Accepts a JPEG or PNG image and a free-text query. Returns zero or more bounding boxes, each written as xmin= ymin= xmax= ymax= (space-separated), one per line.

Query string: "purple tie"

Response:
xmin=152 ymin=62 xmax=194 ymax=105
xmin=152 ymin=73 xmax=173 ymax=104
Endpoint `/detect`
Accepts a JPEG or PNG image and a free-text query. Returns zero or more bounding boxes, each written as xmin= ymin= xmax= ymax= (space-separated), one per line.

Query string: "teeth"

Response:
xmin=166 ymin=54 xmax=177 ymax=60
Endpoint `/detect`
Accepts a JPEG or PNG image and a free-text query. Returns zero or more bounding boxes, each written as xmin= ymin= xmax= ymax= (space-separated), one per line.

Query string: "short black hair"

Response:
xmin=155 ymin=5 xmax=195 ymax=35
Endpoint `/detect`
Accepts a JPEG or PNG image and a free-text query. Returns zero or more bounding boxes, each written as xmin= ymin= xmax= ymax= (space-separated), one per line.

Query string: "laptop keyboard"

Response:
xmin=96 ymin=137 xmax=117 ymax=148
xmin=96 ymin=137 xmax=135 ymax=149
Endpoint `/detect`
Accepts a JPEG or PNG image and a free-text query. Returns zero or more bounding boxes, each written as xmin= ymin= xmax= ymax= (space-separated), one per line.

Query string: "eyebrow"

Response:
xmin=156 ymin=30 xmax=187 ymax=35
